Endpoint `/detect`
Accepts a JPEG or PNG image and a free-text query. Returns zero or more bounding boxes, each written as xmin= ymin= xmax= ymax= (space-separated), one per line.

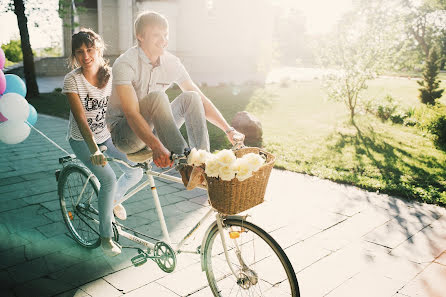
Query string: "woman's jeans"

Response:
xmin=111 ymin=91 xmax=210 ymax=154
xmin=69 ymin=137 xmax=143 ymax=238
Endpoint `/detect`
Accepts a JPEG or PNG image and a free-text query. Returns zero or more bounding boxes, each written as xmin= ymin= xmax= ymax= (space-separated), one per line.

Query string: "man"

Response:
xmin=106 ymin=11 xmax=243 ymax=168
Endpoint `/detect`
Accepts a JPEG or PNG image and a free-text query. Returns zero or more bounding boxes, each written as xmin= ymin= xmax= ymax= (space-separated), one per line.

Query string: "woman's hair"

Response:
xmin=134 ymin=11 xmax=168 ymax=44
xmin=69 ymin=28 xmax=111 ymax=89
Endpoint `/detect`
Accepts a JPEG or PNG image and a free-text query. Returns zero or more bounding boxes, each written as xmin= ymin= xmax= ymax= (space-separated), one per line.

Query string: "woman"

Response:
xmin=63 ymin=29 xmax=143 ymax=256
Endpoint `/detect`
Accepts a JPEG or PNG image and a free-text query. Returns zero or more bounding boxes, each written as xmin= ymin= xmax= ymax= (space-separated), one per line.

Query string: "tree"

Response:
xmin=319 ymin=0 xmax=401 ymax=124
xmin=0 ymin=0 xmax=40 ymax=97
xmin=399 ymin=0 xmax=446 ymax=69
xmin=14 ymin=0 xmax=39 ymax=98
xmin=417 ymin=46 xmax=444 ymax=104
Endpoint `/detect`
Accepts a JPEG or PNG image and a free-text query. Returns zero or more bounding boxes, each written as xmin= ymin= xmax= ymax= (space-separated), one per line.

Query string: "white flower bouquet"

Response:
xmin=186 ymin=147 xmax=275 ymax=215
xmin=187 ymin=148 xmax=266 ymax=182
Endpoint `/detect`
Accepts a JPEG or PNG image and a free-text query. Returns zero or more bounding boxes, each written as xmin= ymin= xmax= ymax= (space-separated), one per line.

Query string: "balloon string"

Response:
xmin=26 ymin=121 xmax=71 ymax=155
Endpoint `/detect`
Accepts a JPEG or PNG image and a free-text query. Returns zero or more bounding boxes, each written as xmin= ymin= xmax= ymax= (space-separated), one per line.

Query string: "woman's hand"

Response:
xmin=90 ymin=150 xmax=107 ymax=166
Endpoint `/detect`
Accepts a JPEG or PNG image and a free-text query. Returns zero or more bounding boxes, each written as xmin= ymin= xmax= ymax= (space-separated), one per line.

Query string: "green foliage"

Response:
xmin=1 ymin=40 xmax=23 ymax=62
xmin=426 ymin=112 xmax=446 ymax=149
xmin=417 ymin=47 xmax=444 ymax=105
xmin=376 ymin=95 xmax=398 ymax=122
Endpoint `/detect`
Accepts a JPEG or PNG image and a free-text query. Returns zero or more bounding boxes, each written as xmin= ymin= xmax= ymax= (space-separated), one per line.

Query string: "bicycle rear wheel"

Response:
xmin=58 ymin=164 xmax=101 ymax=248
xmin=203 ymin=217 xmax=299 ymax=297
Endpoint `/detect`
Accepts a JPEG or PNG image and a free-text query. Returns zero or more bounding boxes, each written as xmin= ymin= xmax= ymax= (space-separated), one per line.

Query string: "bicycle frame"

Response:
xmin=65 ymin=156 xmax=248 ymax=278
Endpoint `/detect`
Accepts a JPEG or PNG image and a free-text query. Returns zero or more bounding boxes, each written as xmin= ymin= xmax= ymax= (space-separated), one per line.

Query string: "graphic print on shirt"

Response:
xmin=84 ymin=94 xmax=108 ymax=133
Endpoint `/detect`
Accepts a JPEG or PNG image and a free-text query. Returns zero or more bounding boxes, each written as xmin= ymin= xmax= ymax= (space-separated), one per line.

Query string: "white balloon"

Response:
xmin=0 ymin=121 xmax=31 ymax=144
xmin=0 ymin=93 xmax=29 ymax=122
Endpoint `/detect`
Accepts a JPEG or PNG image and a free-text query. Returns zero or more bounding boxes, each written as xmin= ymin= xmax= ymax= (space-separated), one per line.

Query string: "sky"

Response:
xmin=0 ymin=0 xmax=353 ymax=48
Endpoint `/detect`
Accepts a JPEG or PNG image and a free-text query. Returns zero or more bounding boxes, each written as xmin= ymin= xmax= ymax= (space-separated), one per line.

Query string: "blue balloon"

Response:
xmin=26 ymin=104 xmax=37 ymax=126
xmin=4 ymin=74 xmax=26 ymax=97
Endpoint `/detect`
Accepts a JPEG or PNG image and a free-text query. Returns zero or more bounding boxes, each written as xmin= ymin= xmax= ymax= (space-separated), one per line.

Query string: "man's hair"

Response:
xmin=134 ymin=11 xmax=168 ymax=39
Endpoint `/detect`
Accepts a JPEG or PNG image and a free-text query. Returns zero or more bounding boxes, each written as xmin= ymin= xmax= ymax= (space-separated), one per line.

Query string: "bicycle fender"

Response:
xmin=200 ymin=215 xmax=246 ymax=272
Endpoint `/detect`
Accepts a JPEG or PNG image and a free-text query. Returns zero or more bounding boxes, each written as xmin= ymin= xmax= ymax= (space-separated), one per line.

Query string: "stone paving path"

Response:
xmin=1 ymin=114 xmax=446 ymax=297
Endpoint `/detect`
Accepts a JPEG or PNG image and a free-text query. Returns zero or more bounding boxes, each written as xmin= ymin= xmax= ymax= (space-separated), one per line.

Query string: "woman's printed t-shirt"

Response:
xmin=62 ymin=68 xmax=111 ymax=144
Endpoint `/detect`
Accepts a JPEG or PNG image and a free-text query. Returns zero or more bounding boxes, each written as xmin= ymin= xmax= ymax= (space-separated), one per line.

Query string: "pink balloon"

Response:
xmin=0 ymin=47 xmax=4 ymax=70
xmin=0 ymin=112 xmax=6 ymax=122
xmin=0 ymin=70 xmax=5 ymax=95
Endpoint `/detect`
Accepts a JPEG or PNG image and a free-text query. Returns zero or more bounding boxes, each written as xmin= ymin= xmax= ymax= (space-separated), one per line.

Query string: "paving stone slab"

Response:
xmin=390 ymin=223 xmax=446 ymax=263
xmin=7 ymin=257 xmax=49 ymax=283
xmin=325 ymin=270 xmax=404 ymax=297
xmin=0 ymin=269 xmax=16 ymax=289
xmin=79 ymin=278 xmax=123 ymax=297
xmin=364 ymin=217 xmax=432 ymax=249
xmin=399 ymin=262 xmax=446 ymax=297
xmin=0 ymin=232 xmax=30 ymax=253
xmin=12 ymin=276 xmax=76 ymax=297
xmin=124 ymin=282 xmax=178 ymax=297
xmin=0 ymin=198 xmax=28 ymax=213
xmin=103 ymin=260 xmax=165 ymax=293
xmin=435 ymin=251 xmax=446 ymax=266
xmin=156 ymin=262 xmax=209 ymax=296
xmin=37 ymin=221 xmax=70 ymax=238
xmin=24 ymin=233 xmax=75 ymax=260
xmin=0 ymin=245 xmax=27 ymax=269
xmin=49 ymin=257 xmax=114 ymax=288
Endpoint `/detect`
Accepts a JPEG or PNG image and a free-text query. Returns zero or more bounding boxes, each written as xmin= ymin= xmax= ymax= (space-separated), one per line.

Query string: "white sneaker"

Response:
xmin=101 ymin=238 xmax=121 ymax=257
xmin=113 ymin=203 xmax=127 ymax=220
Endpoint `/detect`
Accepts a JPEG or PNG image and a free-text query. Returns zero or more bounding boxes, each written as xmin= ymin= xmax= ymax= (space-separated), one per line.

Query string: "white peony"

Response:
xmin=215 ymin=149 xmax=236 ymax=166
xmin=219 ymin=164 xmax=236 ymax=181
xmin=187 ymin=148 xmax=198 ymax=165
xmin=241 ymin=153 xmax=265 ymax=172
xmin=233 ymin=158 xmax=253 ymax=181
xmin=204 ymin=155 xmax=220 ymax=178
xmin=188 ymin=148 xmax=210 ymax=166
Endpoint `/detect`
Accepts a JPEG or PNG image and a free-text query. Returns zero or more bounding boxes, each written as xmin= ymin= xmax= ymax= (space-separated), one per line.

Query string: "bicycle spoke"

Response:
xmin=204 ymin=219 xmax=299 ymax=296
xmin=59 ymin=165 xmax=100 ymax=248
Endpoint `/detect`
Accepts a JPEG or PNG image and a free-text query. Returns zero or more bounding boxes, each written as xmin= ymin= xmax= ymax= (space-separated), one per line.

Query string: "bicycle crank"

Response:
xmin=154 ymin=241 xmax=176 ymax=273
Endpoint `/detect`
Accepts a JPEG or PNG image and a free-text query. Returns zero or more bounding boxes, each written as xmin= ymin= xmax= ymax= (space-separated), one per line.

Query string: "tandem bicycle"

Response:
xmin=55 ymin=143 xmax=300 ymax=297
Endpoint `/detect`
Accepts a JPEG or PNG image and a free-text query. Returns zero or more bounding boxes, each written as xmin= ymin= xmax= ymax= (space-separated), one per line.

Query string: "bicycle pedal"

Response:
xmin=131 ymin=253 xmax=147 ymax=267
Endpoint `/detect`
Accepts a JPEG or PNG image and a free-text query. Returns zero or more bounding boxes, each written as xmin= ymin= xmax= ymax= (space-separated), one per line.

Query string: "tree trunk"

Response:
xmin=13 ymin=0 xmax=39 ymax=98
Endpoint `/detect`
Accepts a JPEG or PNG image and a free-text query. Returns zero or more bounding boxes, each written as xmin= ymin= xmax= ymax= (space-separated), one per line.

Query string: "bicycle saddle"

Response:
xmin=127 ymin=147 xmax=153 ymax=163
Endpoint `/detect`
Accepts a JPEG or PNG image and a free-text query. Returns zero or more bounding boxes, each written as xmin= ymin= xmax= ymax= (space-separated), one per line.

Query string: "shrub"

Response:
xmin=376 ymin=95 xmax=398 ymax=122
xmin=1 ymin=39 xmax=23 ymax=62
xmin=427 ymin=114 xmax=446 ymax=149
xmin=390 ymin=111 xmax=406 ymax=124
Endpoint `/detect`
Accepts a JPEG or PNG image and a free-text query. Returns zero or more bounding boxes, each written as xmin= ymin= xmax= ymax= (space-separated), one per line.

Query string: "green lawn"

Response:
xmin=31 ymin=77 xmax=446 ymax=205
xmin=251 ymin=78 xmax=446 ymax=205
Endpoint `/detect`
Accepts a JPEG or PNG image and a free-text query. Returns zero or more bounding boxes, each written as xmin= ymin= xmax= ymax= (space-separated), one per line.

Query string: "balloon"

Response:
xmin=0 ymin=70 xmax=5 ymax=95
xmin=0 ymin=121 xmax=31 ymax=144
xmin=0 ymin=93 xmax=29 ymax=122
xmin=4 ymin=74 xmax=26 ymax=97
xmin=26 ymin=104 xmax=37 ymax=126
xmin=0 ymin=47 xmax=4 ymax=70
xmin=0 ymin=112 xmax=7 ymax=122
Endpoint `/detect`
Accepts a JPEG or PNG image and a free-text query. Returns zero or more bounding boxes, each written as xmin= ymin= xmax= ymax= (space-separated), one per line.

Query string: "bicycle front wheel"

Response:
xmin=203 ymin=217 xmax=299 ymax=297
xmin=58 ymin=164 xmax=100 ymax=248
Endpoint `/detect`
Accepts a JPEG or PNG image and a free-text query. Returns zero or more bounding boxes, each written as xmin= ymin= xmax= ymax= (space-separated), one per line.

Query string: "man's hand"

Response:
xmin=227 ymin=129 xmax=245 ymax=145
xmin=152 ymin=143 xmax=173 ymax=168
xmin=90 ymin=151 xmax=107 ymax=167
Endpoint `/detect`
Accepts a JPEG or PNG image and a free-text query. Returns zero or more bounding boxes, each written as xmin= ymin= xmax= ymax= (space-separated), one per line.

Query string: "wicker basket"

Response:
xmin=205 ymin=147 xmax=275 ymax=215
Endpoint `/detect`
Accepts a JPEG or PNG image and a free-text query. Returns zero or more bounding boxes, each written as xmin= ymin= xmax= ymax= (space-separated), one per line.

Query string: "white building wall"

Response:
xmin=62 ymin=0 xmax=273 ymax=84
xmin=175 ymin=0 xmax=273 ymax=85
